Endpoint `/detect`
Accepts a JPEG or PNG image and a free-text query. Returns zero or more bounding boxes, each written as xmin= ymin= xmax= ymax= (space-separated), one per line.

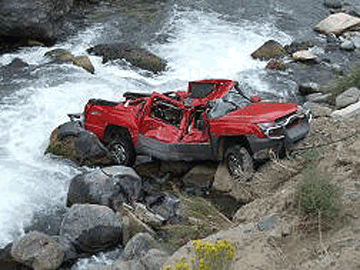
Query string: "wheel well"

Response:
xmin=218 ymin=136 xmax=252 ymax=160
xmin=103 ymin=125 xmax=132 ymax=145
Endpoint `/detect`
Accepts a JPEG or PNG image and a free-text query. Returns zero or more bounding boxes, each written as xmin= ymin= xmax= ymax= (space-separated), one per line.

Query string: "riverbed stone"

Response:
xmin=72 ymin=55 xmax=95 ymax=74
xmin=314 ymin=13 xmax=360 ymax=35
xmin=251 ymin=40 xmax=285 ymax=60
xmin=45 ymin=121 xmax=115 ymax=167
xmin=11 ymin=231 xmax=64 ymax=270
xmin=44 ymin=49 xmax=75 ymax=63
xmin=87 ymin=43 xmax=167 ymax=73
xmin=59 ymin=204 xmax=122 ymax=254
xmin=341 ymin=39 xmax=356 ymax=51
xmin=298 ymin=82 xmax=321 ymax=95
xmin=292 ymin=50 xmax=317 ymax=62
xmin=67 ymin=166 xmax=142 ymax=209
xmin=265 ymin=59 xmax=286 ymax=70
xmin=335 ymin=87 xmax=360 ymax=108
xmin=140 ymin=248 xmax=169 ymax=270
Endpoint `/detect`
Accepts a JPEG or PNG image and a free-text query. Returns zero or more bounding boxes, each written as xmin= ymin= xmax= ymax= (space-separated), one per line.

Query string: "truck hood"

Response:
xmin=221 ymin=102 xmax=298 ymax=123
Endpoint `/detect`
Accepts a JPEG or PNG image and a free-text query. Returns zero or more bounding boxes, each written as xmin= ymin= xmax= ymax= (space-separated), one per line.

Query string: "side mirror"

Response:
xmin=251 ymin=95 xmax=261 ymax=103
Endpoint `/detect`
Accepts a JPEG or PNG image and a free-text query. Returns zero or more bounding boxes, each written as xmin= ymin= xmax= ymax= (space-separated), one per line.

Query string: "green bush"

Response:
xmin=296 ymin=172 xmax=342 ymax=218
xmin=325 ymin=61 xmax=360 ymax=104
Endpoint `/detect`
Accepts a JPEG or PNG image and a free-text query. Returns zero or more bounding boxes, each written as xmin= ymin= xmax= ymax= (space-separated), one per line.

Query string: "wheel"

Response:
xmin=108 ymin=136 xmax=136 ymax=166
xmin=225 ymin=145 xmax=254 ymax=182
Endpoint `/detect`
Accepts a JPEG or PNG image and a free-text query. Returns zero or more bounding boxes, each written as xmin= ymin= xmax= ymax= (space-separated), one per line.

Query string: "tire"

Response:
xmin=225 ymin=145 xmax=254 ymax=182
xmin=108 ymin=136 xmax=136 ymax=167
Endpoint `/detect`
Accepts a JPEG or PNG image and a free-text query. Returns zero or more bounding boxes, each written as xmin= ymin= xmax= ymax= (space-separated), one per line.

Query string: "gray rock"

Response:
xmin=182 ymin=163 xmax=217 ymax=190
xmin=122 ymin=233 xmax=159 ymax=261
xmin=298 ymin=82 xmax=321 ymax=95
xmin=251 ymin=40 xmax=285 ymax=60
xmin=306 ymin=93 xmax=332 ymax=103
xmin=67 ymin=166 xmax=142 ymax=209
xmin=314 ymin=13 xmax=360 ymax=35
xmin=0 ymin=243 xmax=31 ymax=270
xmin=11 ymin=231 xmax=64 ymax=270
xmin=45 ymin=121 xmax=115 ymax=167
xmin=323 ymin=0 xmax=342 ymax=9
xmin=140 ymin=249 xmax=169 ymax=270
xmin=256 ymin=213 xmax=280 ymax=231
xmin=0 ymin=0 xmax=73 ymax=44
xmin=111 ymin=259 xmax=145 ymax=270
xmin=341 ymin=39 xmax=356 ymax=51
xmin=87 ymin=43 xmax=167 ymax=73
xmin=59 ymin=204 xmax=122 ymax=254
xmin=331 ymin=100 xmax=360 ymax=118
xmin=292 ymin=50 xmax=317 ymax=62
xmin=145 ymin=193 xmax=181 ymax=222
xmin=335 ymin=87 xmax=360 ymax=108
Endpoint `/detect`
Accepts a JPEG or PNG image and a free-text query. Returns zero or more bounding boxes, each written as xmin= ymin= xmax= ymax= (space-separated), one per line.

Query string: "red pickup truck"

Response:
xmin=70 ymin=79 xmax=311 ymax=181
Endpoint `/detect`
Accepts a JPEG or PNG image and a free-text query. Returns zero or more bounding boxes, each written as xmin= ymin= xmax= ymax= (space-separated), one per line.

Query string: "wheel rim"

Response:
xmin=111 ymin=143 xmax=127 ymax=164
xmin=228 ymin=153 xmax=244 ymax=178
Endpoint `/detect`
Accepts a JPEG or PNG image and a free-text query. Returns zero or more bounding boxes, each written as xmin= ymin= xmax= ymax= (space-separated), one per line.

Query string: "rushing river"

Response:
xmin=0 ymin=0 xmax=348 ymax=267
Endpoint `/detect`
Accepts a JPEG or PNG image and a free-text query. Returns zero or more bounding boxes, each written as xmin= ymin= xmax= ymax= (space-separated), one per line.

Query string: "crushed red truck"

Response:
xmin=69 ymin=79 xmax=311 ymax=181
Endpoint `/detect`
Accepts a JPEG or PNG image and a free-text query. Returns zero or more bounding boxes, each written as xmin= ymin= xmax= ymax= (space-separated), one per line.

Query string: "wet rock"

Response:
xmin=265 ymin=59 xmax=286 ymax=70
xmin=67 ymin=166 xmax=142 ymax=209
xmin=283 ymin=40 xmax=315 ymax=55
xmin=331 ymin=100 xmax=360 ymax=118
xmin=323 ymin=0 xmax=342 ymax=9
xmin=45 ymin=121 xmax=115 ymax=167
xmin=87 ymin=43 xmax=167 ymax=73
xmin=122 ymin=233 xmax=159 ymax=261
xmin=59 ymin=204 xmax=122 ymax=254
xmin=45 ymin=50 xmax=95 ymax=74
xmin=6 ymin=58 xmax=29 ymax=69
xmin=298 ymin=82 xmax=321 ymax=96
xmin=44 ymin=49 xmax=75 ymax=63
xmin=0 ymin=0 xmax=73 ymax=46
xmin=251 ymin=40 xmax=285 ymax=60
xmin=11 ymin=231 xmax=64 ymax=270
xmin=0 ymin=243 xmax=31 ymax=270
xmin=314 ymin=13 xmax=360 ymax=35
xmin=348 ymin=5 xmax=360 ymax=17
xmin=145 ymin=193 xmax=181 ymax=223
xmin=335 ymin=87 xmax=360 ymax=108
xmin=292 ymin=49 xmax=317 ymax=62
xmin=116 ymin=203 xmax=156 ymax=245
xmin=72 ymin=56 xmax=95 ymax=74
xmin=341 ymin=39 xmax=356 ymax=51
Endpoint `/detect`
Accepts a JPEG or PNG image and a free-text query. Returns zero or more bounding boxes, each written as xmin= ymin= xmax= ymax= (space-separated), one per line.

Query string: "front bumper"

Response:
xmin=249 ymin=117 xmax=310 ymax=160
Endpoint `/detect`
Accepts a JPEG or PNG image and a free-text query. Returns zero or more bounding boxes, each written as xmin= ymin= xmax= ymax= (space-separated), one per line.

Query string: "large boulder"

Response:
xmin=59 ymin=204 xmax=123 ymax=254
xmin=314 ymin=13 xmax=360 ymax=35
xmin=67 ymin=166 xmax=142 ymax=209
xmin=0 ymin=0 xmax=73 ymax=45
xmin=335 ymin=87 xmax=360 ymax=108
xmin=181 ymin=163 xmax=217 ymax=192
xmin=45 ymin=121 xmax=115 ymax=166
xmin=331 ymin=100 xmax=360 ymax=118
xmin=87 ymin=43 xmax=167 ymax=73
xmin=251 ymin=40 xmax=285 ymax=60
xmin=11 ymin=231 xmax=64 ymax=270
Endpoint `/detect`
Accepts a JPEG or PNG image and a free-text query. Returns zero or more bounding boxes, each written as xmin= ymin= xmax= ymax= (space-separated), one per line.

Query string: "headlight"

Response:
xmin=257 ymin=122 xmax=285 ymax=139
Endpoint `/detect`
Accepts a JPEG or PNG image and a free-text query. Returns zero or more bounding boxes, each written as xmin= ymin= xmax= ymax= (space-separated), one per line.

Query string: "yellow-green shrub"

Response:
xmin=163 ymin=239 xmax=236 ymax=270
